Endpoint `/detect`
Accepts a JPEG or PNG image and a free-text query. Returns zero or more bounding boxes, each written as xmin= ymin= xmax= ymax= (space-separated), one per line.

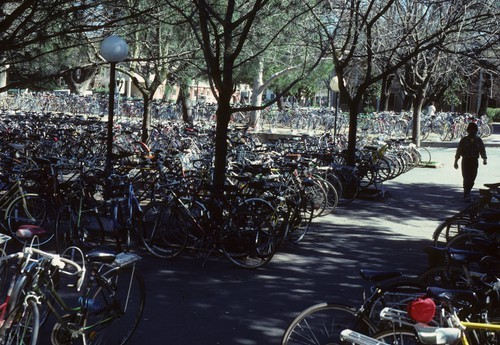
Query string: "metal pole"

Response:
xmin=104 ymin=62 xmax=116 ymax=199
xmin=333 ymin=91 xmax=339 ymax=143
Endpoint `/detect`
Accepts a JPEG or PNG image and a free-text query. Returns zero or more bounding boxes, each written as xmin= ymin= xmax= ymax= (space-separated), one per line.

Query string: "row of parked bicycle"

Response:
xmin=1 ymin=92 xmax=494 ymax=142
xmin=0 ymin=105 xmax=495 ymax=343
xmin=0 ymin=110 xmax=427 ymax=267
xmin=281 ymin=182 xmax=500 ymax=344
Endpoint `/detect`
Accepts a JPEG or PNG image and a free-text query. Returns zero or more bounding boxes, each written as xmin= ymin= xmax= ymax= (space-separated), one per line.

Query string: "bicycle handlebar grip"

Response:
xmin=24 ymin=247 xmax=86 ymax=290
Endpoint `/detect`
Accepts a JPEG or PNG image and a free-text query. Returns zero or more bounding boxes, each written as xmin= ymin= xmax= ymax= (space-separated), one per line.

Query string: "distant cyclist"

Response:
xmin=454 ymin=122 xmax=487 ymax=200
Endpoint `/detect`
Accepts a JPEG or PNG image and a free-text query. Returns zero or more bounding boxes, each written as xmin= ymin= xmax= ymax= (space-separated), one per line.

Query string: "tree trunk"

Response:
xmin=178 ymin=81 xmax=193 ymax=125
xmin=411 ymin=90 xmax=425 ymax=147
xmin=63 ymin=66 xmax=98 ymax=95
xmin=141 ymin=94 xmax=153 ymax=143
xmin=213 ymin=101 xmax=231 ymax=191
xmin=248 ymin=60 xmax=264 ymax=128
xmin=0 ymin=58 xmax=7 ymax=94
xmin=380 ymin=75 xmax=394 ymax=111
xmin=346 ymin=100 xmax=361 ymax=166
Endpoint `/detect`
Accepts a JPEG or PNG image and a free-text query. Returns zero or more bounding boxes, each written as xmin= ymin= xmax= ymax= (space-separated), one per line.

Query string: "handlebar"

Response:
xmin=22 ymin=247 xmax=86 ymax=291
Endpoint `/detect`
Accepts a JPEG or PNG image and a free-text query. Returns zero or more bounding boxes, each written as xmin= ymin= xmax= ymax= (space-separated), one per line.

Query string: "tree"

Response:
xmin=167 ymin=0 xmax=324 ymax=191
xmin=0 ymin=0 xmax=150 ymax=92
xmin=111 ymin=0 xmax=198 ymax=143
xmin=311 ymin=0 xmax=499 ymax=164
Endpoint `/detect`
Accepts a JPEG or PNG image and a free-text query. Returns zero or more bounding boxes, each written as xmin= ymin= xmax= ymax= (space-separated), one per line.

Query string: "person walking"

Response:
xmin=427 ymin=101 xmax=436 ymax=117
xmin=454 ymin=122 xmax=487 ymax=200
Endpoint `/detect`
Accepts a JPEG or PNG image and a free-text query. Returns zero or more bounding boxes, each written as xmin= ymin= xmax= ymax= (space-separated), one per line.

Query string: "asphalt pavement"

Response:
xmin=114 ymin=126 xmax=500 ymax=344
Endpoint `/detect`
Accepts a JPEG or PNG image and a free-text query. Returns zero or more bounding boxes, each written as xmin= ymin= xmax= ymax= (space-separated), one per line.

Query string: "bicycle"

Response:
xmin=281 ymin=269 xmax=426 ymax=345
xmin=0 ymin=176 xmax=55 ymax=246
xmin=0 ymin=240 xmax=145 ymax=345
xmin=50 ymin=249 xmax=145 ymax=345
xmin=342 ymin=293 xmax=500 ymax=345
xmin=0 ymin=240 xmax=84 ymax=345
xmin=141 ymin=177 xmax=279 ymax=268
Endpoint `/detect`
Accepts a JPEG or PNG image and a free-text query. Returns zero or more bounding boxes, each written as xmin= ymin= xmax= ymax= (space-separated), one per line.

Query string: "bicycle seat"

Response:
xmin=85 ymin=251 xmax=116 ymax=264
xmin=466 ymin=221 xmax=500 ymax=233
xmin=426 ymin=287 xmax=478 ymax=309
xmin=446 ymin=248 xmax=486 ymax=264
xmin=484 ymin=182 xmax=500 ymax=189
xmin=359 ymin=269 xmax=402 ymax=282
xmin=478 ymin=210 xmax=500 ymax=222
xmin=16 ymin=224 xmax=48 ymax=238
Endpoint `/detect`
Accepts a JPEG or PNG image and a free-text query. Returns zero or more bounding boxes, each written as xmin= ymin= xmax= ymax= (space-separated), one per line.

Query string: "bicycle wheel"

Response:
xmin=288 ymin=197 xmax=314 ymax=244
xmin=281 ymin=303 xmax=374 ymax=345
xmin=220 ymin=198 xmax=277 ymax=269
xmin=141 ymin=201 xmax=188 ymax=259
xmin=55 ymin=205 xmax=77 ymax=253
xmin=367 ymin=280 xmax=427 ymax=330
xmin=82 ymin=265 xmax=145 ymax=345
xmin=416 ymin=147 xmax=431 ymax=167
xmin=315 ymin=177 xmax=338 ymax=216
xmin=6 ymin=194 xmax=57 ymax=246
xmin=432 ymin=216 xmax=473 ymax=247
xmin=417 ymin=265 xmax=472 ymax=289
xmin=0 ymin=298 xmax=40 ymax=345
xmin=9 ymin=262 xmax=58 ymax=327
xmin=0 ymin=248 xmax=8 ymax=295
xmin=337 ymin=171 xmax=359 ymax=205
xmin=372 ymin=327 xmax=420 ymax=344
xmin=303 ymin=180 xmax=328 ymax=218
xmin=324 ymin=171 xmax=343 ymax=203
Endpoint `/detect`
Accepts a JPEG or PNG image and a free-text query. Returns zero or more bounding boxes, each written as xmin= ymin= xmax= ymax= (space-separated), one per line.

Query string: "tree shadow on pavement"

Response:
xmin=135 ymin=189 xmax=449 ymax=345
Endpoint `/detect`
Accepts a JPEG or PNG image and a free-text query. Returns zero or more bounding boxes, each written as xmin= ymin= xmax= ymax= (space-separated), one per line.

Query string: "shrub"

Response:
xmin=486 ymin=108 xmax=500 ymax=122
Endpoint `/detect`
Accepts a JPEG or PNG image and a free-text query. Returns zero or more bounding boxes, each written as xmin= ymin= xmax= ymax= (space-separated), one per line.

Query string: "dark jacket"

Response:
xmin=455 ymin=135 xmax=487 ymax=160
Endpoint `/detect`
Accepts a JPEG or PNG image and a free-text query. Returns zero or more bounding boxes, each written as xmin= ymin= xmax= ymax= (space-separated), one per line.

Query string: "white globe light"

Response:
xmin=100 ymin=35 xmax=128 ymax=63
xmin=330 ymin=76 xmax=339 ymax=92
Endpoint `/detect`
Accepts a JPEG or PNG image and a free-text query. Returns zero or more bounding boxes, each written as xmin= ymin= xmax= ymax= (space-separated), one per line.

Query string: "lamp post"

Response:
xmin=329 ymin=76 xmax=340 ymax=143
xmin=100 ymin=35 xmax=128 ymax=199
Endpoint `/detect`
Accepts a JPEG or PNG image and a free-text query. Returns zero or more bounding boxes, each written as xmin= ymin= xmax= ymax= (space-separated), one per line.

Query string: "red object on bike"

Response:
xmin=407 ymin=297 xmax=436 ymax=323
xmin=16 ymin=224 xmax=47 ymax=238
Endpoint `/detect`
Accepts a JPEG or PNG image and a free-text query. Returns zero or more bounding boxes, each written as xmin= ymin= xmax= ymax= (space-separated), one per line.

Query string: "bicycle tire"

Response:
xmin=82 ymin=265 xmax=146 ymax=345
xmin=337 ymin=172 xmax=359 ymax=205
xmin=288 ymin=197 xmax=314 ymax=244
xmin=55 ymin=205 xmax=77 ymax=253
xmin=372 ymin=327 xmax=420 ymax=344
xmin=141 ymin=201 xmax=188 ymax=259
xmin=0 ymin=249 xmax=8 ymax=295
xmin=367 ymin=279 xmax=427 ymax=329
xmin=417 ymin=146 xmax=431 ymax=167
xmin=432 ymin=216 xmax=473 ymax=247
xmin=0 ymin=298 xmax=40 ymax=345
xmin=5 ymin=193 xmax=57 ymax=246
xmin=446 ymin=232 xmax=491 ymax=253
xmin=281 ymin=303 xmax=375 ymax=345
xmin=56 ymin=205 xmax=106 ymax=253
xmin=9 ymin=262 xmax=58 ymax=326
xmin=315 ymin=177 xmax=338 ymax=216
xmin=220 ymin=198 xmax=277 ymax=269
xmin=417 ymin=265 xmax=473 ymax=290
xmin=323 ymin=171 xmax=343 ymax=203
xmin=303 ymin=180 xmax=328 ymax=218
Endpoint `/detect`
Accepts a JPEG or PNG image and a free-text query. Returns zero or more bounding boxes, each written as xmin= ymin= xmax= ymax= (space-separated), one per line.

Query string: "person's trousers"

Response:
xmin=461 ymin=158 xmax=478 ymax=197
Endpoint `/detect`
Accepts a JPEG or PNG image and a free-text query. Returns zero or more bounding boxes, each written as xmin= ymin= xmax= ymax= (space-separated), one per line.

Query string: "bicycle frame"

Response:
xmin=455 ymin=316 xmax=500 ymax=345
